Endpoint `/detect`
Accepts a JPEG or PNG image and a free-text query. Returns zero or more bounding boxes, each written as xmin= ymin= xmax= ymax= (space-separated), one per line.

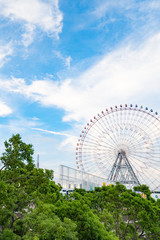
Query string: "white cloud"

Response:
xmin=32 ymin=127 xmax=74 ymax=138
xmin=1 ymin=32 xmax=160 ymax=122
xmin=92 ymin=0 xmax=130 ymax=18
xmin=92 ymin=0 xmax=160 ymax=43
xmin=0 ymin=0 xmax=63 ymax=45
xmin=0 ymin=101 xmax=12 ymax=116
xmin=32 ymin=127 xmax=77 ymax=152
xmin=93 ymin=0 xmax=160 ymax=19
xmin=21 ymin=24 xmax=35 ymax=47
xmin=0 ymin=42 xmax=13 ymax=67
xmin=65 ymin=56 xmax=72 ymax=69
xmin=54 ymin=51 xmax=72 ymax=69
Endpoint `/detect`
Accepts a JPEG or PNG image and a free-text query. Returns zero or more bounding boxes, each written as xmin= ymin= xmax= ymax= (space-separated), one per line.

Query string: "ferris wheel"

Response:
xmin=76 ymin=104 xmax=160 ymax=191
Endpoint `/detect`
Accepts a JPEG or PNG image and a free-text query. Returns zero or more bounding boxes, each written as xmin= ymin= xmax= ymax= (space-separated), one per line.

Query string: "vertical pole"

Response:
xmin=37 ymin=154 xmax=39 ymax=169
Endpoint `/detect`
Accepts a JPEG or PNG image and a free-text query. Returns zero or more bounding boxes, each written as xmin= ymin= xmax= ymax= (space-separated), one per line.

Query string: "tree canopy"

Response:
xmin=0 ymin=134 xmax=160 ymax=239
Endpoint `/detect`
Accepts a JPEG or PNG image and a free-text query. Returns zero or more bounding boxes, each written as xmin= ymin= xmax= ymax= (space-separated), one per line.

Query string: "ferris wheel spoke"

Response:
xmin=83 ymin=161 xmax=107 ymax=174
xmin=132 ymin=110 xmax=149 ymax=130
xmin=107 ymin=111 xmax=123 ymax=139
xmin=130 ymin=152 xmax=160 ymax=163
xmin=100 ymin=113 xmax=123 ymax=145
xmin=98 ymin=121 xmax=121 ymax=148
xmin=128 ymin=157 xmax=148 ymax=168
xmin=121 ymin=125 xmax=150 ymax=147
xmin=128 ymin=156 xmax=155 ymax=174
xmin=137 ymin=169 xmax=159 ymax=189
xmin=82 ymin=144 xmax=116 ymax=153
xmin=133 ymin=149 xmax=160 ymax=157
xmin=83 ymin=155 xmax=114 ymax=167
xmin=84 ymin=127 xmax=118 ymax=148
xmin=120 ymin=135 xmax=145 ymax=149
xmin=128 ymin=157 xmax=154 ymax=180
xmin=128 ymin=109 xmax=141 ymax=131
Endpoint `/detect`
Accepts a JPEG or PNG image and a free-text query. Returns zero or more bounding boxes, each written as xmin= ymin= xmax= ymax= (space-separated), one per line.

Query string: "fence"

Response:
xmin=59 ymin=165 xmax=108 ymax=191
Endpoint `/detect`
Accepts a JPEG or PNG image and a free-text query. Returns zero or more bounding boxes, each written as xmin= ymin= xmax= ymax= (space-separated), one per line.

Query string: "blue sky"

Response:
xmin=0 ymin=0 xmax=160 ymax=179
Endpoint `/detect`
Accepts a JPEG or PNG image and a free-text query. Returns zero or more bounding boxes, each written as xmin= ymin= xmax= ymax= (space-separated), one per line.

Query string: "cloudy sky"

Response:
xmin=0 ymin=0 xmax=160 ymax=179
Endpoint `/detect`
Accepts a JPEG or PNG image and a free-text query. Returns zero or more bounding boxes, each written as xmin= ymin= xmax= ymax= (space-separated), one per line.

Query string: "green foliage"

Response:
xmin=0 ymin=134 xmax=34 ymax=171
xmin=0 ymin=229 xmax=20 ymax=240
xmin=0 ymin=134 xmax=63 ymax=239
xmin=22 ymin=203 xmax=78 ymax=240
xmin=99 ymin=209 xmax=114 ymax=232
xmin=0 ymin=180 xmax=17 ymax=229
xmin=1 ymin=134 xmax=160 ymax=240
xmin=134 ymin=184 xmax=151 ymax=199
xmin=55 ymin=197 xmax=119 ymax=240
xmin=81 ymin=183 xmax=160 ymax=239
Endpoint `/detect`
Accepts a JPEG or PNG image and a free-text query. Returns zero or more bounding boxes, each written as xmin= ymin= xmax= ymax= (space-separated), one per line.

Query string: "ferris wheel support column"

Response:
xmin=108 ymin=150 xmax=140 ymax=186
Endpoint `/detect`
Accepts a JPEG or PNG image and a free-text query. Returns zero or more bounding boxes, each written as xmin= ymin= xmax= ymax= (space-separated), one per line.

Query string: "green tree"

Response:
xmin=0 ymin=180 xmax=17 ymax=231
xmin=0 ymin=134 xmax=34 ymax=171
xmin=78 ymin=183 xmax=160 ymax=239
xmin=22 ymin=203 xmax=78 ymax=240
xmin=0 ymin=229 xmax=20 ymax=240
xmin=0 ymin=134 xmax=62 ymax=239
xmin=134 ymin=184 xmax=151 ymax=200
xmin=55 ymin=197 xmax=119 ymax=240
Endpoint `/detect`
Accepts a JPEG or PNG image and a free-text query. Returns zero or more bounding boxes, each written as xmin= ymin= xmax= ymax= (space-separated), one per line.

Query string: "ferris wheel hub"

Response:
xmin=118 ymin=150 xmax=126 ymax=155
